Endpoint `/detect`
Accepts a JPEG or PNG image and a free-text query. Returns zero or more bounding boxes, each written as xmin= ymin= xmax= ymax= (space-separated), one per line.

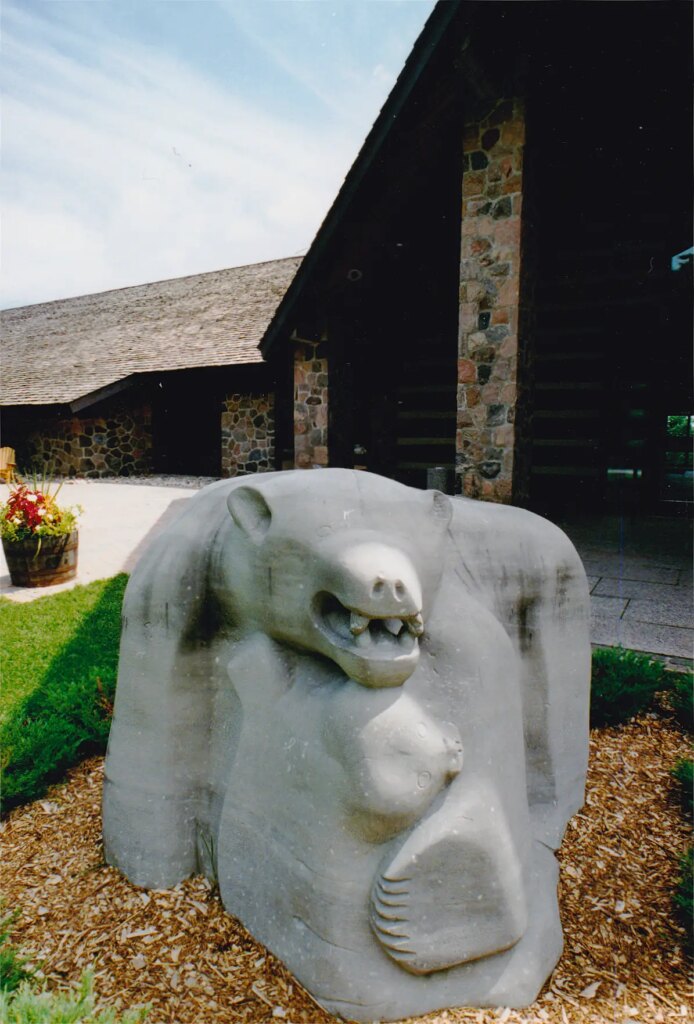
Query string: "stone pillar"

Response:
xmin=220 ymin=393 xmax=275 ymax=477
xmin=456 ymin=98 xmax=526 ymax=503
xmin=293 ymin=340 xmax=328 ymax=469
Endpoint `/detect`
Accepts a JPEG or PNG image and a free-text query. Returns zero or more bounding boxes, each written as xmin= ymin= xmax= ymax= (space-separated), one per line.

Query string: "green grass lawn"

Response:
xmin=0 ymin=575 xmax=128 ymax=812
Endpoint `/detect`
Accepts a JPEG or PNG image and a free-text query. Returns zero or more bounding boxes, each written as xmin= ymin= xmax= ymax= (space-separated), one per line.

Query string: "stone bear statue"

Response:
xmin=102 ymin=469 xmax=590 ymax=1022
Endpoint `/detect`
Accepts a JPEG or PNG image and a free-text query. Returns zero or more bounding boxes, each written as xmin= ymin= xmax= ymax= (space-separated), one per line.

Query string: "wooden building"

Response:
xmin=263 ymin=0 xmax=692 ymax=515
xmin=1 ymin=259 xmax=299 ymax=478
xmin=4 ymin=1 xmax=691 ymax=516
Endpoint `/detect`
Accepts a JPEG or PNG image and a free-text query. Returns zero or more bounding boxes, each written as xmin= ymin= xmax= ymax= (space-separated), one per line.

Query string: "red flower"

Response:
xmin=3 ymin=486 xmax=63 ymax=534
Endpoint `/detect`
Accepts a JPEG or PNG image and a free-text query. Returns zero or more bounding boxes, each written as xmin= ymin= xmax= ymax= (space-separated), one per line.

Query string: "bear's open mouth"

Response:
xmin=315 ymin=593 xmax=423 ymax=656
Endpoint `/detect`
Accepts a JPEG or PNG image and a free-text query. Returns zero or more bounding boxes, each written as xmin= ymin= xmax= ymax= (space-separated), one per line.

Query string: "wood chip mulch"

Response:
xmin=1 ymin=717 xmax=691 ymax=1024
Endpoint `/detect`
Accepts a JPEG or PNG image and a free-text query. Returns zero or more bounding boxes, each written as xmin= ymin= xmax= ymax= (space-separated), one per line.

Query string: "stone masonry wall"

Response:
xmin=457 ymin=98 xmax=526 ymax=502
xmin=294 ymin=340 xmax=328 ymax=469
xmin=20 ymin=401 xmax=153 ymax=477
xmin=220 ymin=393 xmax=275 ymax=476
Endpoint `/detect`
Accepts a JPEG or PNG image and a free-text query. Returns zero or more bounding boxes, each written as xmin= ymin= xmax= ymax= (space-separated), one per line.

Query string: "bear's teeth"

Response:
xmin=350 ymin=612 xmax=370 ymax=636
xmin=384 ymin=618 xmax=403 ymax=637
xmin=406 ymin=614 xmax=424 ymax=637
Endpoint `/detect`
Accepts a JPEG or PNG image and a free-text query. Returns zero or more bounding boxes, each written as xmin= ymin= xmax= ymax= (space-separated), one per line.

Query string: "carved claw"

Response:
xmin=369 ymin=787 xmax=528 ymax=975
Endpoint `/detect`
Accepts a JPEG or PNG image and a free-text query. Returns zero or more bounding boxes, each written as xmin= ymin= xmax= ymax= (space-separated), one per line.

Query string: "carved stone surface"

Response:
xmin=102 ymin=469 xmax=590 ymax=1021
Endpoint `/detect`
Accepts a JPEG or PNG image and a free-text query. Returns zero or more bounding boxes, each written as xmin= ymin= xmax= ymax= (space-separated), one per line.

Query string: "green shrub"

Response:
xmin=0 ymin=575 xmax=127 ymax=813
xmin=672 ymin=758 xmax=694 ymax=818
xmin=673 ymin=846 xmax=693 ymax=954
xmin=667 ymin=671 xmax=693 ymax=732
xmin=0 ymin=971 xmax=148 ymax=1023
xmin=590 ymin=646 xmax=669 ymax=727
xmin=0 ymin=907 xmax=34 ymax=994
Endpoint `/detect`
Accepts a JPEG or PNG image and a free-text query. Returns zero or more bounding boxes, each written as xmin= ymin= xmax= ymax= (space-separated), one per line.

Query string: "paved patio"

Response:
xmin=559 ymin=515 xmax=692 ymax=665
xmin=0 ymin=478 xmax=206 ymax=603
xmin=1 ymin=480 xmax=691 ymax=664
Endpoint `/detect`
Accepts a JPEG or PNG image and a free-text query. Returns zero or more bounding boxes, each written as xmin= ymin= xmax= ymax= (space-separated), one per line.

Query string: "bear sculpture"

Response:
xmin=103 ymin=470 xmax=590 ymax=1021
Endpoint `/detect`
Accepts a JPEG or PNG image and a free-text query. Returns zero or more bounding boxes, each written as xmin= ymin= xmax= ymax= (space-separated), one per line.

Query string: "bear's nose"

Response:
xmin=371 ymin=576 xmax=407 ymax=602
xmin=327 ymin=542 xmax=422 ymax=618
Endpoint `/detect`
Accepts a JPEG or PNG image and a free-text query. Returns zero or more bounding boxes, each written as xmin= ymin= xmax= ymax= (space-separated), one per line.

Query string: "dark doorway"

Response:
xmin=340 ymin=190 xmax=461 ymax=492
xmin=152 ymin=372 xmax=221 ymax=476
xmin=526 ymin=3 xmax=693 ymax=515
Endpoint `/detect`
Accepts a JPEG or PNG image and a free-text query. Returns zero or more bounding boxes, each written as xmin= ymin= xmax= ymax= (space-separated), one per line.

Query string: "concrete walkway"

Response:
xmin=1 ymin=480 xmax=691 ymax=664
xmin=559 ymin=515 xmax=692 ymax=665
xmin=0 ymin=479 xmax=205 ymax=603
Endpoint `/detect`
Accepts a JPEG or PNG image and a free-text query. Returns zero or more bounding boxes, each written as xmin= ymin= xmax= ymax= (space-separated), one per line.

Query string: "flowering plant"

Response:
xmin=0 ymin=482 xmax=82 ymax=544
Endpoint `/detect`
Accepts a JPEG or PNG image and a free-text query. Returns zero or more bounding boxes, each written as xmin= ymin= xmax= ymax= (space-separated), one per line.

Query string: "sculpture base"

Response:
xmin=218 ymin=803 xmax=562 ymax=1022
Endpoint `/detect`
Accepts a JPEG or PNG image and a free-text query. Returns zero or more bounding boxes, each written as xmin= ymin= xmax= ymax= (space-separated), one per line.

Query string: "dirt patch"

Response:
xmin=1 ymin=718 xmax=691 ymax=1024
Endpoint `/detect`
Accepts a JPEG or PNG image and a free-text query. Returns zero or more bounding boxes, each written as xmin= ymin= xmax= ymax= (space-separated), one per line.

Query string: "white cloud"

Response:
xmin=1 ymin=1 xmax=434 ymax=308
xmin=1 ymin=12 xmax=353 ymax=306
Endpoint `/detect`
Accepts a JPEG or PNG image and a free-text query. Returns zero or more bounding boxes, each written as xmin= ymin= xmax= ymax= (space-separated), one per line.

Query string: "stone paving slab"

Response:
xmin=590 ymin=595 xmax=628 ymax=618
xmin=623 ymin=596 xmax=694 ymax=628
xmin=580 ymin=559 xmax=682 ymax=586
xmin=590 ymin=615 xmax=693 ymax=659
xmin=592 ymin=577 xmax=691 ymax=601
xmin=578 ymin=547 xmax=686 ymax=570
xmin=561 ymin=514 xmax=692 ymax=663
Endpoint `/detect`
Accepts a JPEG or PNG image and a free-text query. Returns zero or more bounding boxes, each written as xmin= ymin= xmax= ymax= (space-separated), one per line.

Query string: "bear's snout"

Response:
xmin=307 ymin=541 xmax=425 ymax=688
xmin=328 ymin=541 xmax=423 ymax=620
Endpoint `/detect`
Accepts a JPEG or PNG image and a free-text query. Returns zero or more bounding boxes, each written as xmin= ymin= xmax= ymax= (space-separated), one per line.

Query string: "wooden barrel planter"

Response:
xmin=3 ymin=530 xmax=78 ymax=587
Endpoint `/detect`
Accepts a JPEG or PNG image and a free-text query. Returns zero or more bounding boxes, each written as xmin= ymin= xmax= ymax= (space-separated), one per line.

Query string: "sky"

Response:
xmin=1 ymin=0 xmax=436 ymax=310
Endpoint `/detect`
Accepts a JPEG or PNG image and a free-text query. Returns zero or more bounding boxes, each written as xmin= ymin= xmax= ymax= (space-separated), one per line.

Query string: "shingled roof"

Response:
xmin=1 ymin=256 xmax=301 ymax=407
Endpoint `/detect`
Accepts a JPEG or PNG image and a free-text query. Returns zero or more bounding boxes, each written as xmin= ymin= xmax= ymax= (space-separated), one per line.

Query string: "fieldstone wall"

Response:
xmin=20 ymin=401 xmax=153 ymax=477
xmin=457 ymin=98 xmax=526 ymax=503
xmin=294 ymin=340 xmax=328 ymax=469
xmin=220 ymin=393 xmax=275 ymax=477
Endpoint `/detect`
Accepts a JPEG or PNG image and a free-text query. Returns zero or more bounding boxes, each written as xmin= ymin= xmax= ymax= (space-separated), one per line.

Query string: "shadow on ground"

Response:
xmin=560 ymin=515 xmax=693 ymax=663
xmin=1 ymin=574 xmax=127 ymax=813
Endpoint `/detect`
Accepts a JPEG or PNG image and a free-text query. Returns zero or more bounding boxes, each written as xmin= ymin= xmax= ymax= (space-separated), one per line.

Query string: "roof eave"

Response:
xmin=69 ymin=374 xmax=140 ymax=413
xmin=259 ymin=0 xmax=465 ymax=358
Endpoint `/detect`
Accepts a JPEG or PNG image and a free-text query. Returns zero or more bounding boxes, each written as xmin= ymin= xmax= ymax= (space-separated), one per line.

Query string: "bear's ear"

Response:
xmin=227 ymin=486 xmax=272 ymax=541
xmin=429 ymin=490 xmax=452 ymax=528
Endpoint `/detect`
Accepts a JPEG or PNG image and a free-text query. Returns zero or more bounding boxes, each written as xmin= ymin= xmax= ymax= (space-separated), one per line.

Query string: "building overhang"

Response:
xmin=68 ymin=374 xmax=141 ymax=413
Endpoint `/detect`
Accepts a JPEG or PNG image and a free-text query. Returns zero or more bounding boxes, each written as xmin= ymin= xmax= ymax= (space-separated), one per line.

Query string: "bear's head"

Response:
xmin=214 ymin=470 xmax=452 ymax=688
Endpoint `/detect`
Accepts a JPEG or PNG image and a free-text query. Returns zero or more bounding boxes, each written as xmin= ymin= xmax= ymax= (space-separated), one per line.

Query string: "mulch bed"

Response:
xmin=1 ymin=717 xmax=691 ymax=1024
